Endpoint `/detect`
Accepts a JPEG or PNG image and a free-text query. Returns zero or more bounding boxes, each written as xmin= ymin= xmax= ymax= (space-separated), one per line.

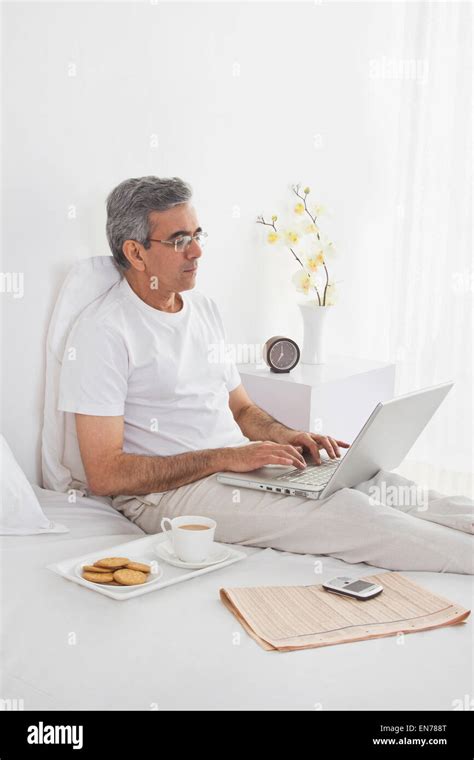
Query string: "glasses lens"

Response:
xmin=195 ymin=232 xmax=207 ymax=247
xmin=175 ymin=236 xmax=192 ymax=252
xmin=174 ymin=233 xmax=207 ymax=252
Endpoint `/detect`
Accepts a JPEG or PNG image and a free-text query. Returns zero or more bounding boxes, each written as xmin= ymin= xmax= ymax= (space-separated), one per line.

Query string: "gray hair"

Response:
xmin=105 ymin=176 xmax=193 ymax=270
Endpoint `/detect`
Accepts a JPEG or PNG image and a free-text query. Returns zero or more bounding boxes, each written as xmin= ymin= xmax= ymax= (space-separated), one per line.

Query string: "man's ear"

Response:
xmin=122 ymin=240 xmax=146 ymax=272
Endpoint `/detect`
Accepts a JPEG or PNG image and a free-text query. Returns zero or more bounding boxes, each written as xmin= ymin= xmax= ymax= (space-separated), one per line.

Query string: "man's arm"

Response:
xmin=75 ymin=413 xmax=306 ymax=497
xmin=76 ymin=414 xmax=231 ymax=496
xmin=229 ymin=383 xmax=294 ymax=442
xmin=229 ymin=384 xmax=350 ymax=464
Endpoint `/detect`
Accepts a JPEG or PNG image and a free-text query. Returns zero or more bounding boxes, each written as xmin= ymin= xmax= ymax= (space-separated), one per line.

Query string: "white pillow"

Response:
xmin=0 ymin=435 xmax=69 ymax=535
xmin=42 ymin=255 xmax=121 ymax=492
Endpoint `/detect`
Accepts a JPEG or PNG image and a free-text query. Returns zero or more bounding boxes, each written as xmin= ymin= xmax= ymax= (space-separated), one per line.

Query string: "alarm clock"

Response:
xmin=263 ymin=336 xmax=300 ymax=373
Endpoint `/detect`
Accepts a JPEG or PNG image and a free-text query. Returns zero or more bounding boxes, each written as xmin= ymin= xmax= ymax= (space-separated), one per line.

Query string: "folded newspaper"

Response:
xmin=219 ymin=572 xmax=470 ymax=652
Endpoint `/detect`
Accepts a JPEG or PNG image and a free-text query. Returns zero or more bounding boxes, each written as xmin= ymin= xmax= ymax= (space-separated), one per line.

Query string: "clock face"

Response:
xmin=269 ymin=340 xmax=299 ymax=370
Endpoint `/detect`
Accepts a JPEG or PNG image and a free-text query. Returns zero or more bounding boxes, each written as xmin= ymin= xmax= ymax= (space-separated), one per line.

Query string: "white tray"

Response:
xmin=47 ymin=533 xmax=247 ymax=601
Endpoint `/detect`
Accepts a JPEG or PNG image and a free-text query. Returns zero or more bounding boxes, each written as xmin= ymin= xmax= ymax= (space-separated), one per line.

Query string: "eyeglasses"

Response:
xmin=147 ymin=231 xmax=208 ymax=253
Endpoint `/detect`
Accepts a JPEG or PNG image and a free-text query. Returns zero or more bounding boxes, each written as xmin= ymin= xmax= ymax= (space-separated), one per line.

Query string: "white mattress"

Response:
xmin=1 ymin=487 xmax=472 ymax=711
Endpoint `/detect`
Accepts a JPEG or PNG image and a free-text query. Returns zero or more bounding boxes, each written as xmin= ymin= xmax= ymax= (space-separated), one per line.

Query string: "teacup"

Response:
xmin=160 ymin=515 xmax=216 ymax=563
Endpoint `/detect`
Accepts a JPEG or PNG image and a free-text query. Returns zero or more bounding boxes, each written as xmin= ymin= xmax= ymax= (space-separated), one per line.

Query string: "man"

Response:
xmin=58 ymin=176 xmax=473 ymax=574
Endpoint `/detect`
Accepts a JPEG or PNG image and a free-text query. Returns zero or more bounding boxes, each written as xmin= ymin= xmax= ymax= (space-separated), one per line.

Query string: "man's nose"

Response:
xmin=186 ymin=239 xmax=202 ymax=258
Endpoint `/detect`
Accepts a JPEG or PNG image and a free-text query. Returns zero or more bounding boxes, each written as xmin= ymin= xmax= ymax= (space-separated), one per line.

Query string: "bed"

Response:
xmin=1 ymin=487 xmax=472 ymax=711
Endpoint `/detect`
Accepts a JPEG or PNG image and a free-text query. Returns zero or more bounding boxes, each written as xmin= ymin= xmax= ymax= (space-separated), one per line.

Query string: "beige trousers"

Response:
xmin=111 ymin=469 xmax=474 ymax=574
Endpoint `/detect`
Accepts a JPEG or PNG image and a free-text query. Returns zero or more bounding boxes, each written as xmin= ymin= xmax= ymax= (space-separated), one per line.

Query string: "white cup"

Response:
xmin=160 ymin=515 xmax=216 ymax=563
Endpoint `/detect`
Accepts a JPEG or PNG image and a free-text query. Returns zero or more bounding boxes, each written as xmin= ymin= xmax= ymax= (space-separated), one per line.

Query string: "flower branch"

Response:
xmin=257 ymin=183 xmax=338 ymax=307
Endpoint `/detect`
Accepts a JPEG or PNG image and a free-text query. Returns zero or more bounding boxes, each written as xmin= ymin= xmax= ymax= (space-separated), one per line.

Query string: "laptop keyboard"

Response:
xmin=274 ymin=459 xmax=340 ymax=487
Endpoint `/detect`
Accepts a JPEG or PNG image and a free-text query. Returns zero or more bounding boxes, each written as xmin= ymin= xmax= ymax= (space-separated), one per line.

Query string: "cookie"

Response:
xmin=94 ymin=557 xmax=130 ymax=570
xmin=82 ymin=565 xmax=111 ymax=573
xmin=113 ymin=568 xmax=148 ymax=586
xmin=82 ymin=571 xmax=114 ymax=584
xmin=126 ymin=561 xmax=151 ymax=573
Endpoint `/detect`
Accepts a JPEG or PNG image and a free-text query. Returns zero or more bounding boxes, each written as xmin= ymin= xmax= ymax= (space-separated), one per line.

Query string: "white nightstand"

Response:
xmin=236 ymin=356 xmax=396 ymax=444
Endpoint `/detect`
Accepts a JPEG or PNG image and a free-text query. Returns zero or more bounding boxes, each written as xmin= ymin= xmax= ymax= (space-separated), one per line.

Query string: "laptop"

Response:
xmin=217 ymin=382 xmax=453 ymax=500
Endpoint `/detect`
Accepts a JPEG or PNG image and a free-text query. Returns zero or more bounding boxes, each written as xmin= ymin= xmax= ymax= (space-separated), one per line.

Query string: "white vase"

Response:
xmin=298 ymin=301 xmax=333 ymax=364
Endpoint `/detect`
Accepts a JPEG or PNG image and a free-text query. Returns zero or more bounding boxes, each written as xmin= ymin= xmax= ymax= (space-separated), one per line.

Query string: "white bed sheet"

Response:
xmin=1 ymin=488 xmax=472 ymax=711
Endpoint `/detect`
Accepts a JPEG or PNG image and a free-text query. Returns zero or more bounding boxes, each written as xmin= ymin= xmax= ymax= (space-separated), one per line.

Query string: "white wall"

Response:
xmin=1 ymin=1 xmax=471 ymax=489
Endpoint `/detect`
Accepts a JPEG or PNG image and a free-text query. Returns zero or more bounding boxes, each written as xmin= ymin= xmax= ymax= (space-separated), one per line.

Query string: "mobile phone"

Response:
xmin=322 ymin=576 xmax=383 ymax=600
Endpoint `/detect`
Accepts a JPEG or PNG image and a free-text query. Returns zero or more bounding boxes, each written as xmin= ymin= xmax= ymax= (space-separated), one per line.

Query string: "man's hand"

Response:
xmin=228 ymin=388 xmax=350 ymax=466
xmin=282 ymin=431 xmax=350 ymax=465
xmin=220 ymin=441 xmax=307 ymax=473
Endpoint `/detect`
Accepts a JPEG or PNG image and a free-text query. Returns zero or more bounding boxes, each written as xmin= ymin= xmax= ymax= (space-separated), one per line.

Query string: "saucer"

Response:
xmin=76 ymin=556 xmax=163 ymax=589
xmin=154 ymin=541 xmax=231 ymax=569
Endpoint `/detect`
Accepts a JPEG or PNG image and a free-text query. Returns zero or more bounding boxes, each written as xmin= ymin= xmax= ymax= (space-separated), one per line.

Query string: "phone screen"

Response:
xmin=345 ymin=580 xmax=374 ymax=592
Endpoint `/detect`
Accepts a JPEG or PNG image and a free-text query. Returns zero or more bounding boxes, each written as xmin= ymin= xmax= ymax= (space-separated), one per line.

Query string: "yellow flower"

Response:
xmin=271 ymin=214 xmax=278 ymax=222
xmin=304 ymin=186 xmax=310 ymax=194
xmin=292 ymin=269 xmax=315 ymax=294
xmin=294 ymin=203 xmax=305 ymax=215
xmin=301 ymin=221 xmax=319 ymax=235
xmin=283 ymin=229 xmax=300 ymax=245
xmin=306 ymin=252 xmax=324 ymax=272
xmin=267 ymin=231 xmax=280 ymax=244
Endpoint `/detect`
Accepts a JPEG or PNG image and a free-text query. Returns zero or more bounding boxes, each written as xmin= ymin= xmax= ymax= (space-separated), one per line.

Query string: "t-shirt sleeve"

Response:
xmin=58 ymin=317 xmax=128 ymax=416
xmin=208 ymin=298 xmax=242 ymax=393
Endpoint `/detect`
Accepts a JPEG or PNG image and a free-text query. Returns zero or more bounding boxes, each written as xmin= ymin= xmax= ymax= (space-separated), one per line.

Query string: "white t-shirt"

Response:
xmin=58 ymin=277 xmax=250 ymax=467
